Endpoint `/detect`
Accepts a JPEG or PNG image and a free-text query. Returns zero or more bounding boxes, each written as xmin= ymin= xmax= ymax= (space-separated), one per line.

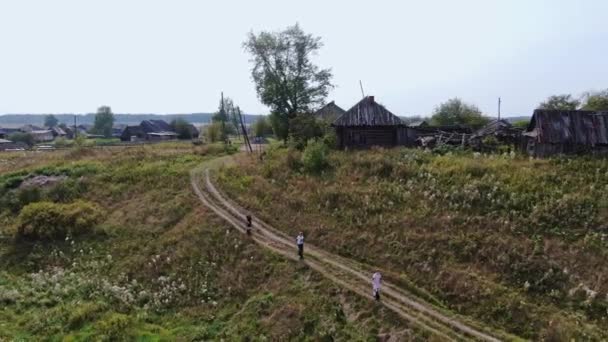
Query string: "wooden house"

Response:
xmin=524 ymin=109 xmax=608 ymax=157
xmin=120 ymin=120 xmax=178 ymax=141
xmin=332 ymin=96 xmax=408 ymax=149
xmin=121 ymin=125 xmax=145 ymax=141
xmin=314 ymin=101 xmax=346 ymax=123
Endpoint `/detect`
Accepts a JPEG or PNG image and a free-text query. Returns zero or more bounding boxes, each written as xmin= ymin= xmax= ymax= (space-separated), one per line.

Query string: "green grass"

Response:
xmin=0 ymin=142 xmax=419 ymax=340
xmin=217 ymin=147 xmax=608 ymax=340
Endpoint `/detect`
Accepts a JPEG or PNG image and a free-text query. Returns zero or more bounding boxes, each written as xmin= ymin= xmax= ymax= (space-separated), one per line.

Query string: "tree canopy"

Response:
xmin=581 ymin=89 xmax=608 ymax=111
xmin=430 ymin=98 xmax=489 ymax=128
xmin=93 ymin=106 xmax=115 ymax=138
xmin=244 ymin=24 xmax=333 ymax=141
xmin=44 ymin=114 xmax=59 ymax=128
xmin=538 ymin=94 xmax=580 ymax=110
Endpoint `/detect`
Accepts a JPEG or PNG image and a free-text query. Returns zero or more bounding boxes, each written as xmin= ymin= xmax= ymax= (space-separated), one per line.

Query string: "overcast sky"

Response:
xmin=1 ymin=0 xmax=607 ymax=117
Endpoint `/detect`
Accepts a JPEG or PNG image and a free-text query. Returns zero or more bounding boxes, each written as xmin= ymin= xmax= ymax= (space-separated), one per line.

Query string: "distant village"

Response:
xmin=1 ymin=98 xmax=608 ymax=158
xmin=0 ymin=119 xmax=200 ymax=151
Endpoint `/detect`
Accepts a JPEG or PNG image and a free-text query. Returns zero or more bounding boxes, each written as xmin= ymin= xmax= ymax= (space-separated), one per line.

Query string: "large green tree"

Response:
xmin=430 ymin=98 xmax=489 ymax=128
xmin=538 ymin=94 xmax=580 ymax=110
xmin=244 ymin=24 xmax=333 ymax=141
xmin=93 ymin=106 xmax=115 ymax=138
xmin=44 ymin=114 xmax=59 ymax=128
xmin=581 ymin=89 xmax=608 ymax=110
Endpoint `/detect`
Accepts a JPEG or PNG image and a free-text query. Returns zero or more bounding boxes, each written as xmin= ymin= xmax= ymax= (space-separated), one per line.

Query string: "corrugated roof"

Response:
xmin=528 ymin=109 xmax=608 ymax=145
xmin=333 ymin=96 xmax=403 ymax=127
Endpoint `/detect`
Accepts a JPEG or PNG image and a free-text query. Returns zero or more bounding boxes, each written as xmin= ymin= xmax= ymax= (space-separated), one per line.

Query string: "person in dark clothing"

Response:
xmin=246 ymin=215 xmax=252 ymax=235
xmin=296 ymin=232 xmax=304 ymax=259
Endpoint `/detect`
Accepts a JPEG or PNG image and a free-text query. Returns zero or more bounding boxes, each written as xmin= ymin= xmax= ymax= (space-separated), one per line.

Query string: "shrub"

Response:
xmin=170 ymin=118 xmax=195 ymax=140
xmin=95 ymin=312 xmax=133 ymax=340
xmin=8 ymin=132 xmax=35 ymax=147
xmin=301 ymin=140 xmax=329 ymax=174
xmin=253 ymin=116 xmax=274 ymax=137
xmin=289 ymin=115 xmax=323 ymax=150
xmin=54 ymin=137 xmax=71 ymax=148
xmin=47 ymin=179 xmax=87 ymax=203
xmin=322 ymin=130 xmax=337 ymax=149
xmin=205 ymin=123 xmax=223 ymax=143
xmin=16 ymin=201 xmax=104 ymax=240
xmin=285 ymin=148 xmax=302 ymax=171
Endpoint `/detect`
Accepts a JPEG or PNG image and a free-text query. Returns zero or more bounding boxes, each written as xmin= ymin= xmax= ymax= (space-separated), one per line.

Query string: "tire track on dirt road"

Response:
xmin=191 ymin=167 xmax=513 ymax=341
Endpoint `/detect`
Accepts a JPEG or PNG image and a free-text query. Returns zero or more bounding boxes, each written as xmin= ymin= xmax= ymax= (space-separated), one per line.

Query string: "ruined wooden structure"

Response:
xmin=524 ymin=109 xmax=608 ymax=157
xmin=469 ymin=119 xmax=522 ymax=151
xmin=332 ymin=96 xmax=408 ymax=149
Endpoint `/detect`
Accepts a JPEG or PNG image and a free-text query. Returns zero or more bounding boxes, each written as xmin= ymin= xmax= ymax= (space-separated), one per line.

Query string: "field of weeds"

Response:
xmin=218 ymin=146 xmax=608 ymax=340
xmin=0 ymin=143 xmax=414 ymax=340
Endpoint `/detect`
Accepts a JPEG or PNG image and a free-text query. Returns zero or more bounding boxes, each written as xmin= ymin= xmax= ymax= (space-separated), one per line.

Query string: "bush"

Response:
xmin=301 ymin=140 xmax=329 ymax=174
xmin=289 ymin=114 xmax=323 ymax=150
xmin=205 ymin=123 xmax=223 ymax=143
xmin=253 ymin=116 xmax=274 ymax=137
xmin=16 ymin=201 xmax=104 ymax=240
xmin=54 ymin=137 xmax=71 ymax=148
xmin=170 ymin=118 xmax=195 ymax=140
xmin=8 ymin=132 xmax=35 ymax=147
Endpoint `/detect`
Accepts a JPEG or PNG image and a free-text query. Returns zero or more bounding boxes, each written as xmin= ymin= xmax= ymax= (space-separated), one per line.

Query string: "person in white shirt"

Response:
xmin=372 ymin=272 xmax=382 ymax=301
xmin=296 ymin=232 xmax=304 ymax=259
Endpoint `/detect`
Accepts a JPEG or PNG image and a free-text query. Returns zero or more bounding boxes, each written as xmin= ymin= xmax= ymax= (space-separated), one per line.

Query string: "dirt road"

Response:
xmin=191 ymin=166 xmax=516 ymax=341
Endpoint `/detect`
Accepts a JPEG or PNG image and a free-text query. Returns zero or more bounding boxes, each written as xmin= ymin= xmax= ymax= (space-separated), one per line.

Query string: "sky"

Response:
xmin=1 ymin=0 xmax=607 ymax=117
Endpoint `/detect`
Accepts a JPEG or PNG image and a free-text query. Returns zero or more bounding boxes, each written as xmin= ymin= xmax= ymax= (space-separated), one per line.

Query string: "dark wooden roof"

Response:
xmin=121 ymin=125 xmax=145 ymax=139
xmin=527 ymin=109 xmax=608 ymax=145
xmin=314 ymin=101 xmax=346 ymax=122
xmin=140 ymin=120 xmax=173 ymax=133
xmin=333 ymin=96 xmax=403 ymax=127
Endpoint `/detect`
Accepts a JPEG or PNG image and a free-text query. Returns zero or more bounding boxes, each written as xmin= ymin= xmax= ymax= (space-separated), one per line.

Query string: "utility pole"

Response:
xmin=498 ymin=97 xmax=501 ymax=120
xmin=220 ymin=92 xmax=227 ymax=143
xmin=73 ymin=115 xmax=77 ymax=139
xmin=236 ymin=107 xmax=252 ymax=153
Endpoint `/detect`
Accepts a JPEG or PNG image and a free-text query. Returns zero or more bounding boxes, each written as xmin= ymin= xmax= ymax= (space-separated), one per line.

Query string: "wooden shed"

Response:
xmin=332 ymin=96 xmax=408 ymax=149
xmin=524 ymin=109 xmax=608 ymax=157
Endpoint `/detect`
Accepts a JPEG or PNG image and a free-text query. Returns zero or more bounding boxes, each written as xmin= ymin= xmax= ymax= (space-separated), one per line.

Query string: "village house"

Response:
xmin=120 ymin=119 xmax=178 ymax=141
xmin=50 ymin=126 xmax=67 ymax=138
xmin=524 ymin=109 xmax=608 ymax=157
xmin=332 ymin=96 xmax=409 ymax=149
xmin=0 ymin=138 xmax=28 ymax=151
xmin=314 ymin=101 xmax=346 ymax=123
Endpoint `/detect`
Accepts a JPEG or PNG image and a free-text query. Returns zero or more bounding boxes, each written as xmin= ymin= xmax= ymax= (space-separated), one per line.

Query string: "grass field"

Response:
xmin=217 ymin=146 xmax=608 ymax=340
xmin=0 ymin=143 xmax=419 ymax=340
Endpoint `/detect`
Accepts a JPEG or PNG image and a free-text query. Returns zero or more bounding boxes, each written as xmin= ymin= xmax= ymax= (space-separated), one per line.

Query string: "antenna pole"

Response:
xmin=359 ymin=80 xmax=365 ymax=98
